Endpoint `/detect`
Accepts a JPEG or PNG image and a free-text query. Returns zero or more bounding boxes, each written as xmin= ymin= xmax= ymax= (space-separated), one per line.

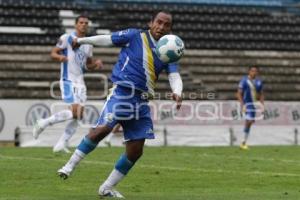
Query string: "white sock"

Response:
xmin=243 ymin=132 xmax=250 ymax=144
xmin=42 ymin=110 xmax=73 ymax=127
xmin=62 ymin=119 xmax=78 ymax=142
xmin=102 ymin=169 xmax=125 ymax=189
xmin=64 ymin=149 xmax=85 ymax=172
xmin=244 ymin=135 xmax=249 ymax=144
xmin=54 ymin=120 xmax=78 ymax=150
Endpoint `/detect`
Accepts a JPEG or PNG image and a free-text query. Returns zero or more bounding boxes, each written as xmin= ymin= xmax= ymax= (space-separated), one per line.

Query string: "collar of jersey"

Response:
xmin=147 ymin=30 xmax=157 ymax=47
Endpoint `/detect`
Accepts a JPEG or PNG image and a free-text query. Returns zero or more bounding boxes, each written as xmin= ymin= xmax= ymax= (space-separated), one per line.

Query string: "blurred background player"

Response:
xmin=57 ymin=11 xmax=183 ymax=198
xmin=237 ymin=66 xmax=264 ymax=150
xmin=104 ymin=124 xmax=122 ymax=147
xmin=32 ymin=15 xmax=103 ymax=153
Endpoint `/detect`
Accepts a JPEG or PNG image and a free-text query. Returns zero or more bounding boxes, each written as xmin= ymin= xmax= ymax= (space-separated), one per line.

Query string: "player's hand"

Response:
xmin=59 ymin=55 xmax=68 ymax=62
xmin=172 ymin=93 xmax=182 ymax=110
xmin=241 ymin=105 xmax=246 ymax=113
xmin=72 ymin=37 xmax=80 ymax=49
xmin=94 ymin=59 xmax=104 ymax=70
xmin=238 ymin=104 xmax=245 ymax=116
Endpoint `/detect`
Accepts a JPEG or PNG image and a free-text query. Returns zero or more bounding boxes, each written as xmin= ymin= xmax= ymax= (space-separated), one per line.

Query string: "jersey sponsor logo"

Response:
xmin=104 ymin=113 xmax=114 ymax=123
xmin=25 ymin=104 xmax=51 ymax=126
xmin=146 ymin=128 xmax=153 ymax=134
xmin=141 ymin=92 xmax=149 ymax=100
xmin=75 ymin=49 xmax=86 ymax=70
xmin=0 ymin=107 xmax=4 ymax=133
xmin=118 ymin=30 xmax=129 ymax=36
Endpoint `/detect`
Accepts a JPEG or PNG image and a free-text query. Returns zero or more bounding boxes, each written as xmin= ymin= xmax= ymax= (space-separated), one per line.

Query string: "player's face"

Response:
xmin=248 ymin=67 xmax=258 ymax=79
xmin=149 ymin=12 xmax=172 ymax=40
xmin=75 ymin=17 xmax=89 ymax=36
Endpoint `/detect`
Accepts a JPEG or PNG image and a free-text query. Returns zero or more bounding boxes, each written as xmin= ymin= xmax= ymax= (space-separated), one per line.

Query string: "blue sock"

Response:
xmin=243 ymin=127 xmax=251 ymax=142
xmin=115 ymin=154 xmax=134 ymax=175
xmin=77 ymin=136 xmax=98 ymax=154
xmin=244 ymin=127 xmax=250 ymax=135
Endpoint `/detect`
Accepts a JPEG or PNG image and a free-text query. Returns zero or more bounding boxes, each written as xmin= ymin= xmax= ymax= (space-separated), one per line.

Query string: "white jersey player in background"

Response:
xmin=32 ymin=15 xmax=103 ymax=153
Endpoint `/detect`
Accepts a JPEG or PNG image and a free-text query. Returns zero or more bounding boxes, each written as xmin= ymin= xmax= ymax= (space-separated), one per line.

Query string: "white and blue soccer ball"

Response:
xmin=156 ymin=34 xmax=185 ymax=63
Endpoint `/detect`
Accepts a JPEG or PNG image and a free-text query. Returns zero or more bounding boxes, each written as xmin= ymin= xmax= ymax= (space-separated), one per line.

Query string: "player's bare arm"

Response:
xmin=258 ymin=91 xmax=265 ymax=111
xmin=172 ymin=93 xmax=182 ymax=110
xmin=237 ymin=88 xmax=244 ymax=108
xmin=86 ymin=57 xmax=104 ymax=70
xmin=258 ymin=91 xmax=264 ymax=105
xmin=50 ymin=47 xmax=68 ymax=62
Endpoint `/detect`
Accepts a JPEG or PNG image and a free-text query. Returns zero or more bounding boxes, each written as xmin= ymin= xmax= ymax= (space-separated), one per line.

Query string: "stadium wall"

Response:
xmin=0 ymin=100 xmax=300 ymax=147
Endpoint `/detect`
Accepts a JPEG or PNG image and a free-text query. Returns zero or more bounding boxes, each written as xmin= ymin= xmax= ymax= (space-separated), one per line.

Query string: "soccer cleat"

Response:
xmin=240 ymin=143 xmax=249 ymax=150
xmin=53 ymin=146 xmax=71 ymax=154
xmin=99 ymin=186 xmax=124 ymax=198
xmin=32 ymin=119 xmax=46 ymax=139
xmin=53 ymin=142 xmax=71 ymax=154
xmin=57 ymin=167 xmax=71 ymax=180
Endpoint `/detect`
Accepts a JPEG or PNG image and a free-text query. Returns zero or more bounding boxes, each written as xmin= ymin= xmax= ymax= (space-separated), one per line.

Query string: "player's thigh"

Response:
xmin=120 ymin=116 xmax=154 ymax=141
xmin=73 ymin=83 xmax=87 ymax=105
xmin=95 ymin=96 xmax=119 ymax=129
xmin=120 ymin=101 xmax=154 ymax=141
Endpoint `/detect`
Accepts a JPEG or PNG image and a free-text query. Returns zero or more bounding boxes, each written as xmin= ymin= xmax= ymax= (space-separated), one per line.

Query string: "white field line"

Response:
xmin=173 ymin=152 xmax=300 ymax=165
xmin=196 ymin=153 xmax=300 ymax=165
xmin=0 ymin=154 xmax=299 ymax=178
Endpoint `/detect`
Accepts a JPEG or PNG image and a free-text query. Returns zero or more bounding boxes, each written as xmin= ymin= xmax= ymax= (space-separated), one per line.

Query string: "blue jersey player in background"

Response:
xmin=57 ymin=11 xmax=183 ymax=198
xmin=237 ymin=66 xmax=264 ymax=150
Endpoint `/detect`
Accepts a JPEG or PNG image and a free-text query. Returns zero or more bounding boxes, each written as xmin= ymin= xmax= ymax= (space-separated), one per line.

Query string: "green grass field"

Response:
xmin=1 ymin=146 xmax=300 ymax=200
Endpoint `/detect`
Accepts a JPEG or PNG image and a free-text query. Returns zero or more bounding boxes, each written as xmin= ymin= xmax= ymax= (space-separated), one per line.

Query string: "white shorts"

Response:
xmin=60 ymin=80 xmax=87 ymax=105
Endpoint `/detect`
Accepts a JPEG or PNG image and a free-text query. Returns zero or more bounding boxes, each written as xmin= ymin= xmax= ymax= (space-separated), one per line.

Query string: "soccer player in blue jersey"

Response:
xmin=237 ymin=66 xmax=264 ymax=150
xmin=32 ymin=15 xmax=103 ymax=153
xmin=57 ymin=11 xmax=183 ymax=198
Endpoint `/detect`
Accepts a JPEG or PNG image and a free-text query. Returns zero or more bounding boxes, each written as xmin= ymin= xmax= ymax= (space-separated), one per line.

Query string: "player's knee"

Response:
xmin=136 ymin=150 xmax=143 ymax=160
xmin=72 ymin=112 xmax=80 ymax=120
xmin=71 ymin=107 xmax=83 ymax=120
xmin=88 ymin=126 xmax=112 ymax=143
xmin=128 ymin=149 xmax=143 ymax=162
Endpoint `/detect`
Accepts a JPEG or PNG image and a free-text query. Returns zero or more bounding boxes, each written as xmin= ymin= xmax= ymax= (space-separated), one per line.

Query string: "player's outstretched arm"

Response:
xmin=76 ymin=35 xmax=113 ymax=47
xmin=237 ymin=89 xmax=245 ymax=112
xmin=259 ymin=92 xmax=264 ymax=105
xmin=168 ymin=72 xmax=183 ymax=110
xmin=258 ymin=91 xmax=265 ymax=111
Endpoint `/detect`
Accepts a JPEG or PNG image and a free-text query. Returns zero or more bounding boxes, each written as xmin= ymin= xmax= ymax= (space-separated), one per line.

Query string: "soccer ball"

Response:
xmin=156 ymin=34 xmax=185 ymax=63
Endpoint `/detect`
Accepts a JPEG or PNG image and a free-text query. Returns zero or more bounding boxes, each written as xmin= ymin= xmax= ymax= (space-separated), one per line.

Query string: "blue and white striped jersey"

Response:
xmin=110 ymin=28 xmax=178 ymax=96
xmin=238 ymin=76 xmax=263 ymax=108
xmin=56 ymin=32 xmax=93 ymax=84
